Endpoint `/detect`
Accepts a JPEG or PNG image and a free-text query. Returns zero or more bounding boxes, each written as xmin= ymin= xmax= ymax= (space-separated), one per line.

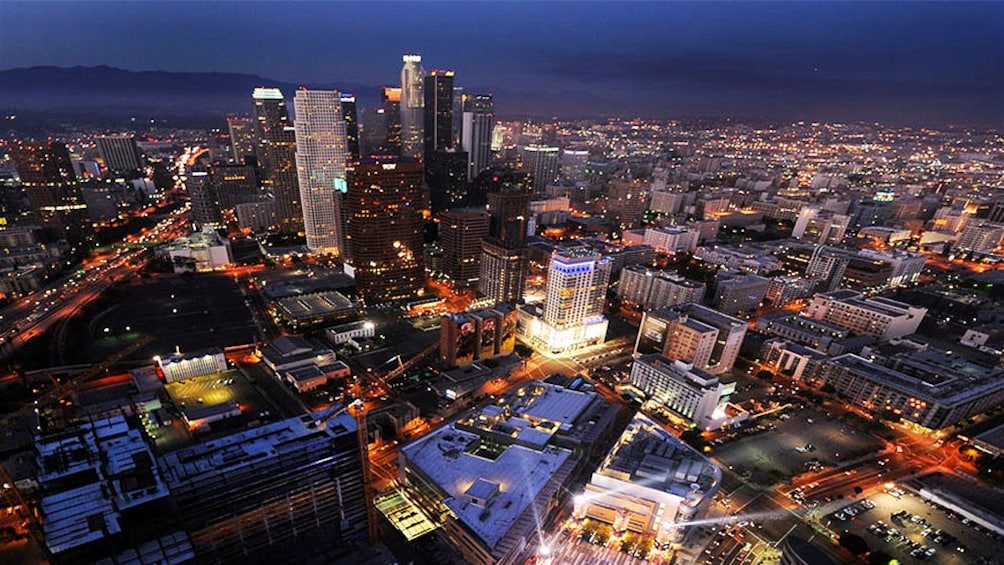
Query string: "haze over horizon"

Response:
xmin=1 ymin=1 xmax=1002 ymax=126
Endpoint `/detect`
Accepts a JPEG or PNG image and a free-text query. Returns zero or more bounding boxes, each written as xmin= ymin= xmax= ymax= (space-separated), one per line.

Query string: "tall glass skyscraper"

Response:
xmin=461 ymin=94 xmax=495 ymax=181
xmin=251 ymin=87 xmax=290 ymax=181
xmin=423 ymin=70 xmax=455 ymax=158
xmin=400 ymin=54 xmax=425 ymax=159
xmin=293 ymin=89 xmax=350 ymax=254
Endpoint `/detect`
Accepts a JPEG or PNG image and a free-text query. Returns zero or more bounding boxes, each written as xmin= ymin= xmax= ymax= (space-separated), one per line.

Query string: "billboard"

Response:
xmin=496 ymin=305 xmax=518 ymax=355
xmin=636 ymin=312 xmax=669 ymax=355
xmin=455 ymin=314 xmax=478 ymax=366
xmin=477 ymin=311 xmax=500 ymax=360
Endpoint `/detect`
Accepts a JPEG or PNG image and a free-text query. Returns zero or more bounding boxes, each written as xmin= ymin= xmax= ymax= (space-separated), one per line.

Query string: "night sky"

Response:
xmin=2 ymin=1 xmax=1002 ymax=126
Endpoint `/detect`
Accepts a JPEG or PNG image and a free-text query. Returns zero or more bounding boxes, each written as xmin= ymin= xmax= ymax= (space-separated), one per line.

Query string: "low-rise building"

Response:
xmin=628 ymin=354 xmax=734 ymax=430
xmin=271 ymin=290 xmax=357 ymax=329
xmin=618 ymin=265 xmax=705 ymax=310
xmin=804 ymin=290 xmax=927 ymax=341
xmin=155 ymin=347 xmax=228 ymax=383
xmin=574 ymin=413 xmax=721 ymax=547
xmin=325 ymin=320 xmax=376 ymax=345
xmin=635 ymin=305 xmax=747 ymax=375
xmin=159 ymin=228 xmax=232 ymax=273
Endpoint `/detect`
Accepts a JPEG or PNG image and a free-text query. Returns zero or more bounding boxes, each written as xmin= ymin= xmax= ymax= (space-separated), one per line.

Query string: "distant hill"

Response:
xmin=0 ymin=65 xmax=377 ymax=117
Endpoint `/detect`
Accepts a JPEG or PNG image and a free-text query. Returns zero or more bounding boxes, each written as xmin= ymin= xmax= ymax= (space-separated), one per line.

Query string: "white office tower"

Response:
xmin=461 ymin=93 xmax=495 ymax=180
xmin=293 ymin=89 xmax=349 ymax=254
xmin=400 ymin=54 xmax=425 ymax=158
xmin=517 ymin=245 xmax=611 ymax=353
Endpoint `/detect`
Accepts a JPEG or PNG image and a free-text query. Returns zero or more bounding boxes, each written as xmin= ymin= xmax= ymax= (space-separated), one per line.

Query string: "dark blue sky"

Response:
xmin=2 ymin=1 xmax=1002 ymax=126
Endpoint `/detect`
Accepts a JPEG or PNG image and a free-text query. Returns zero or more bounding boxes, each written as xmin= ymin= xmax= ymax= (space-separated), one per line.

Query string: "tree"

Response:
xmin=756 ymin=370 xmax=774 ymax=381
xmin=838 ymin=533 xmax=869 ymax=555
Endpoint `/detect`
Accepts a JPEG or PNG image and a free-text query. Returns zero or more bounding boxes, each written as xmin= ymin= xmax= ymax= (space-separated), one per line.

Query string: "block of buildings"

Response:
xmin=628 ymin=354 xmax=735 ymax=430
xmin=804 ymin=290 xmax=927 ymax=341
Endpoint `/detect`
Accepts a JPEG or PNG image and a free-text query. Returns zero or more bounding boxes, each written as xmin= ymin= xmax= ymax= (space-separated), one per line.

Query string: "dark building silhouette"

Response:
xmin=423 ymin=70 xmax=455 ymax=160
xmin=251 ymin=87 xmax=291 ymax=183
xmin=425 ymin=149 xmax=468 ymax=213
xmin=381 ymin=86 xmax=403 ymax=156
xmin=340 ymin=93 xmax=360 ymax=160
xmin=270 ymin=126 xmax=303 ymax=231
xmin=345 ymin=158 xmax=425 ymax=302
xmin=440 ymin=207 xmax=488 ymax=289
xmin=461 ymin=93 xmax=495 ymax=181
xmin=8 ymin=140 xmax=91 ymax=243
xmin=96 ymin=135 xmax=145 ymax=172
xmin=476 ymin=168 xmax=533 ymax=304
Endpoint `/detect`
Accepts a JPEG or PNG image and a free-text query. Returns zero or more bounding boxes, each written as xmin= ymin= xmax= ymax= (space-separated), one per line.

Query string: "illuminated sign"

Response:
xmin=333 ymin=178 xmax=347 ymax=194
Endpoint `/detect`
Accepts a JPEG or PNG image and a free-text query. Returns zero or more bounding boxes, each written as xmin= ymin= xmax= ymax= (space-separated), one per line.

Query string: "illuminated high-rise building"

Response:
xmin=520 ymin=144 xmax=560 ymax=196
xmin=340 ymin=93 xmax=360 ymax=160
xmin=293 ymin=89 xmax=350 ymax=254
xmin=270 ymin=126 xmax=303 ymax=231
xmin=381 ymin=86 xmax=402 ymax=156
xmin=400 ymin=54 xmax=425 ymax=158
xmin=423 ymin=70 xmax=455 ymax=158
xmin=345 ymin=159 xmax=426 ymax=302
xmin=461 ymin=94 xmax=495 ymax=181
xmin=477 ymin=169 xmax=533 ymax=304
xmin=9 ymin=140 xmax=91 ymax=243
xmin=226 ymin=116 xmax=256 ymax=164
xmin=517 ymin=244 xmax=611 ymax=353
xmin=251 ymin=87 xmax=291 ymax=181
xmin=440 ymin=207 xmax=489 ymax=289
xmin=95 ymin=134 xmax=144 ymax=172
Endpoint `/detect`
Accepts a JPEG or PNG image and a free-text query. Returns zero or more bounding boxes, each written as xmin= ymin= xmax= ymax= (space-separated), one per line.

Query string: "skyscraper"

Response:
xmin=95 ymin=135 xmax=144 ymax=172
xmin=293 ymin=89 xmax=350 ymax=254
xmin=252 ymin=87 xmax=291 ymax=181
xmin=400 ymin=54 xmax=425 ymax=158
xmin=423 ymin=70 xmax=455 ymax=158
xmin=340 ymin=93 xmax=360 ymax=161
xmin=210 ymin=163 xmax=259 ymax=214
xmin=9 ymin=140 xmax=91 ymax=243
xmin=381 ymin=86 xmax=403 ymax=156
xmin=186 ymin=170 xmax=222 ymax=228
xmin=270 ymin=126 xmax=303 ymax=231
xmin=461 ymin=94 xmax=495 ymax=181
xmin=517 ymin=244 xmax=612 ymax=353
xmin=440 ymin=207 xmax=489 ymax=289
xmin=345 ymin=159 xmax=425 ymax=302
xmin=425 ymin=150 xmax=468 ymax=212
xmin=451 ymin=86 xmax=464 ymax=148
xmin=226 ymin=116 xmax=256 ymax=164
xmin=520 ymin=144 xmax=560 ymax=196
xmin=478 ymin=169 xmax=533 ymax=304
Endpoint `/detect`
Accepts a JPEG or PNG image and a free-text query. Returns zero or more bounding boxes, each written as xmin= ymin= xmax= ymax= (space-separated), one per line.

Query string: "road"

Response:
xmin=0 ymin=204 xmax=191 ymax=361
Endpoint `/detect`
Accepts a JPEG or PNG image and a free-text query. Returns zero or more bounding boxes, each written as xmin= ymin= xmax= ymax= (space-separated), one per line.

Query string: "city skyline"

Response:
xmin=1 ymin=2 xmax=1002 ymax=126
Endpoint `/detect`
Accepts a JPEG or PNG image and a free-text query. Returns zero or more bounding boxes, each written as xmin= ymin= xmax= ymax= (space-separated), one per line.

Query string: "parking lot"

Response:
xmin=825 ymin=488 xmax=1003 ymax=565
xmin=712 ymin=408 xmax=882 ymax=485
xmin=156 ymin=369 xmax=271 ymax=448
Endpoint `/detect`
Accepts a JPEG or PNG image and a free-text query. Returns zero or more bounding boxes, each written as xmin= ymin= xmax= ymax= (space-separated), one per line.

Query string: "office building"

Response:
xmin=160 ymin=411 xmax=367 ymax=562
xmin=426 ymin=149 xmax=469 ymax=212
xmin=184 ymin=170 xmax=222 ymax=227
xmin=210 ymin=163 xmax=258 ymax=213
xmin=159 ymin=228 xmax=233 ymax=273
xmin=617 ymin=265 xmax=705 ymax=310
xmin=634 ymin=305 xmax=747 ymax=375
xmin=423 ymin=70 xmax=455 ymax=158
xmin=607 ymin=178 xmax=651 ymax=229
xmin=520 ymin=144 xmax=560 ymax=196
xmin=294 ymin=88 xmax=350 ymax=254
xmin=440 ymin=207 xmax=489 ymax=288
xmin=461 ymin=93 xmax=494 ymax=180
xmin=400 ymin=380 xmax=614 ymax=565
xmin=270 ymin=125 xmax=304 ymax=232
xmin=713 ymin=273 xmax=769 ymax=315
xmin=629 ymin=354 xmax=734 ymax=430
xmin=560 ymin=149 xmax=589 ymax=182
xmin=765 ymin=276 xmax=817 ymax=307
xmin=226 ymin=116 xmax=256 ymax=164
xmin=344 ymin=159 xmax=425 ymax=302
xmin=574 ymin=413 xmax=720 ymax=546
xmin=381 ymin=86 xmax=403 ymax=155
xmin=479 ymin=240 xmax=528 ymax=305
xmin=956 ymin=221 xmax=1004 ymax=254
xmin=9 ymin=140 xmax=91 ymax=242
xmin=806 ymin=245 xmax=926 ymax=291
xmin=792 ymin=207 xmax=849 ymax=245
xmin=251 ymin=87 xmax=291 ymax=181
xmin=340 ymin=93 xmax=360 ymax=160
xmin=400 ymin=54 xmax=425 ymax=158
xmin=95 ymin=134 xmax=144 ymax=172
xmin=804 ymin=289 xmax=927 ymax=340
xmin=815 ymin=350 xmax=1004 ymax=430
xmin=643 ymin=226 xmax=699 ymax=255
xmin=517 ymin=245 xmax=611 ymax=353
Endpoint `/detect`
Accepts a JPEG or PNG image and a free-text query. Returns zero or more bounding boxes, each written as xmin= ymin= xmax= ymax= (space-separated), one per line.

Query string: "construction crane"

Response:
xmin=379 ymin=341 xmax=438 ymax=385
xmin=310 ymin=399 xmax=377 ymax=544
